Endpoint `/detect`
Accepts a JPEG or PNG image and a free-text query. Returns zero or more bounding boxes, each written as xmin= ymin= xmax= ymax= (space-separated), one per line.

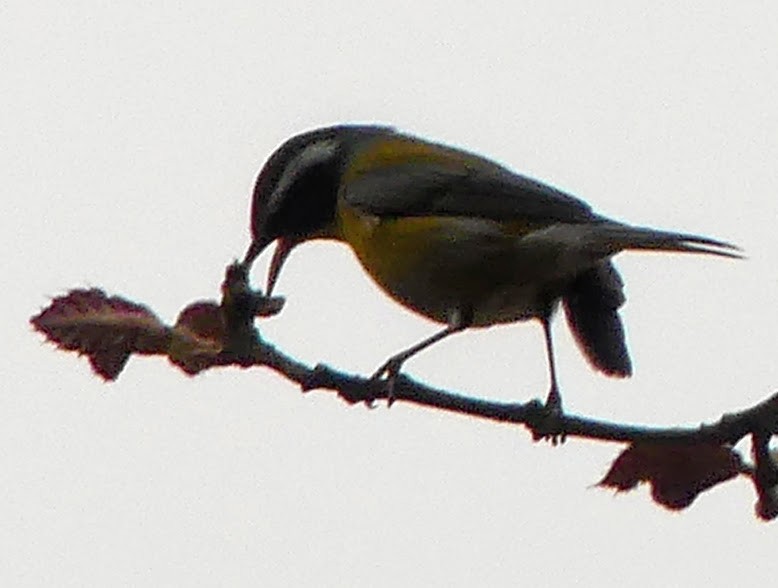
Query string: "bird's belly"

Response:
xmin=468 ymin=283 xmax=551 ymax=326
xmin=336 ymin=206 xmax=572 ymax=326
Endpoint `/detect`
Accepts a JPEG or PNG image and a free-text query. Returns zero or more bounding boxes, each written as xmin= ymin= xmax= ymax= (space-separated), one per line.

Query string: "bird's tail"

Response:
xmin=591 ymin=221 xmax=742 ymax=259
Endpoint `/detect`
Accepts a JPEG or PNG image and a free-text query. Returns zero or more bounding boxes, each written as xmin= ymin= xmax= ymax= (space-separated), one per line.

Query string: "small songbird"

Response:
xmin=242 ymin=125 xmax=739 ymax=408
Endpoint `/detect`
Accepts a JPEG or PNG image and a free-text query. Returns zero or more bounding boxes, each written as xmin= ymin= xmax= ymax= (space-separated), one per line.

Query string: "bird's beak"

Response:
xmin=242 ymin=234 xmax=297 ymax=297
xmin=242 ymin=233 xmax=273 ymax=269
xmin=266 ymin=237 xmax=296 ymax=296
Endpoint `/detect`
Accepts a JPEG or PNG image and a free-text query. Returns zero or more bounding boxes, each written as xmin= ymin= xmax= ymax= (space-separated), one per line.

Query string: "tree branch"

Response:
xmin=30 ymin=262 xmax=778 ymax=519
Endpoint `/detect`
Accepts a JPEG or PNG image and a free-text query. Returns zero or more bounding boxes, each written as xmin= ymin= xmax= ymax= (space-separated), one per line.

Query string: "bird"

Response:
xmin=241 ymin=124 xmax=739 ymax=409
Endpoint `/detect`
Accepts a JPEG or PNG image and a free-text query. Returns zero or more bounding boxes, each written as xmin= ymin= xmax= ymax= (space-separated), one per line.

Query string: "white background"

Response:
xmin=3 ymin=1 xmax=777 ymax=585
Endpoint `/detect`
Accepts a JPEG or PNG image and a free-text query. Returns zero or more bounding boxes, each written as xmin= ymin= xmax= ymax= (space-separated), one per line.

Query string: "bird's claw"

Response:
xmin=530 ymin=388 xmax=567 ymax=444
xmin=371 ymin=357 xmax=404 ymax=406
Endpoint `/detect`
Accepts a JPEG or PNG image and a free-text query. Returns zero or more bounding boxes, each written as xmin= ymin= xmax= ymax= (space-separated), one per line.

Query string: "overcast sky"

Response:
xmin=3 ymin=1 xmax=778 ymax=586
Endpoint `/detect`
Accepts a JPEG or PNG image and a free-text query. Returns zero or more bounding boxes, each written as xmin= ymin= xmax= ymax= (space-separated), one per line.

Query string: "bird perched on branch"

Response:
xmin=241 ymin=125 xmax=739 ymax=409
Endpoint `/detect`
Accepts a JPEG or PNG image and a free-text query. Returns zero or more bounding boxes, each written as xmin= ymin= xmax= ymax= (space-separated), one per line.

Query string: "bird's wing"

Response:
xmin=341 ymin=134 xmax=598 ymax=225
xmin=562 ymin=261 xmax=632 ymax=377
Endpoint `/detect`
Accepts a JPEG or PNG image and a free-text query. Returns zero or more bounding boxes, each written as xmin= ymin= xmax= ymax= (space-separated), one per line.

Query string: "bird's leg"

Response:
xmin=542 ymin=316 xmax=563 ymax=412
xmin=538 ymin=316 xmax=566 ymax=444
xmin=372 ymin=326 xmax=458 ymax=380
xmin=372 ymin=309 xmax=469 ymax=405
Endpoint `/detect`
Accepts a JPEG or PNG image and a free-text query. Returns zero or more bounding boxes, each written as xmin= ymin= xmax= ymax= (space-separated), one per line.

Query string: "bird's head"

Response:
xmin=242 ymin=125 xmax=389 ymax=295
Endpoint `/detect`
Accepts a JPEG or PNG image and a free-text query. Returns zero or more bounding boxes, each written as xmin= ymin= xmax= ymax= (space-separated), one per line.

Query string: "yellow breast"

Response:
xmin=335 ymin=202 xmax=447 ymax=292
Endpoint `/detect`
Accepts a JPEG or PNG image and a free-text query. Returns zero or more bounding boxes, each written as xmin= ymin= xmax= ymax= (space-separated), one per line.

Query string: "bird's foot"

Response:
xmin=371 ymin=356 xmax=405 ymax=407
xmin=532 ymin=386 xmax=567 ymax=445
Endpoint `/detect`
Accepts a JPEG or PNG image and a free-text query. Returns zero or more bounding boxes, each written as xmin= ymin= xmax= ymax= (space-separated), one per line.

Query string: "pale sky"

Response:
xmin=4 ymin=1 xmax=778 ymax=586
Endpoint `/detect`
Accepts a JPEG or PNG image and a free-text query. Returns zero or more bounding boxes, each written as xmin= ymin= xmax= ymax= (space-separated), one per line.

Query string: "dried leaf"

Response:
xmin=31 ymin=289 xmax=170 ymax=380
xmin=168 ymin=301 xmax=226 ymax=375
xmin=598 ymin=442 xmax=744 ymax=510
